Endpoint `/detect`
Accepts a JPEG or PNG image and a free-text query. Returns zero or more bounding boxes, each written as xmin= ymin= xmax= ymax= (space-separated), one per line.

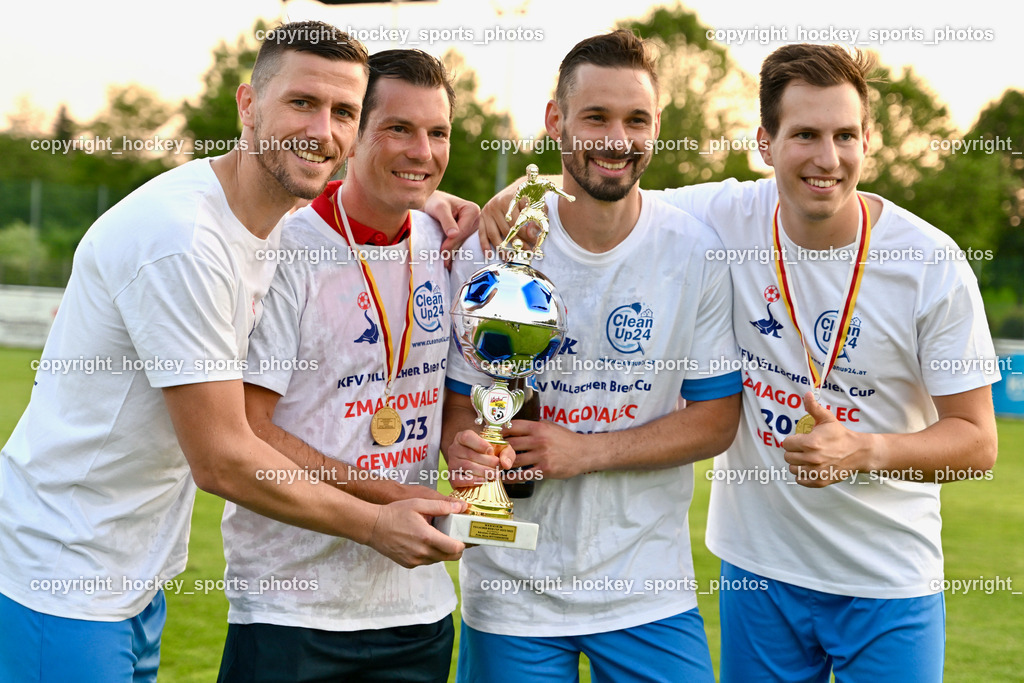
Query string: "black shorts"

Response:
xmin=217 ymin=615 xmax=454 ymax=683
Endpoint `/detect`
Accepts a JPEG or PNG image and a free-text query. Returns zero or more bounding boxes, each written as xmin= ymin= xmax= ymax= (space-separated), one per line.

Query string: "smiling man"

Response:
xmin=442 ymin=31 xmax=741 ymax=682
xmin=655 ymin=44 xmax=999 ymax=682
xmin=216 ymin=49 xmax=464 ymax=683
xmin=0 ymin=23 xmax=465 ymax=683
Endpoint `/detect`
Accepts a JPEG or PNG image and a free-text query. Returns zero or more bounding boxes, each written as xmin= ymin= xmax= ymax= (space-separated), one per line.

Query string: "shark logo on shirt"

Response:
xmin=751 ymin=303 xmax=784 ymax=338
xmin=751 ymin=286 xmax=784 ymax=338
xmin=354 ymin=310 xmax=379 ymax=344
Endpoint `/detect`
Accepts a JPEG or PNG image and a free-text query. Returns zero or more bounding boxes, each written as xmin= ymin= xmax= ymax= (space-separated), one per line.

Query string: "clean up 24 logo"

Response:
xmin=413 ymin=280 xmax=444 ymax=332
xmin=815 ymin=312 xmax=861 ymax=360
xmin=606 ymin=302 xmax=653 ymax=354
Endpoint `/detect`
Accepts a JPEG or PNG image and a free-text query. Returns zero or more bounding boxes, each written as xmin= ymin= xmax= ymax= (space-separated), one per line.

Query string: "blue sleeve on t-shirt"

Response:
xmin=680 ymin=370 xmax=742 ymax=402
xmin=446 ymin=377 xmax=474 ymax=396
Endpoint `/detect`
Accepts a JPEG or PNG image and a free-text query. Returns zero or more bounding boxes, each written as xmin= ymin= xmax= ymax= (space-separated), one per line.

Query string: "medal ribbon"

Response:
xmin=332 ymin=187 xmax=414 ymax=403
xmin=772 ymin=194 xmax=871 ymax=396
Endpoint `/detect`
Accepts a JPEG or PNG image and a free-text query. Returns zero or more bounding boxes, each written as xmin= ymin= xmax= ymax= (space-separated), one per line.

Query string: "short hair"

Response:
xmin=358 ymin=49 xmax=456 ymax=135
xmin=759 ymin=43 xmax=876 ymax=136
xmin=555 ymin=30 xmax=659 ymax=109
xmin=251 ymin=21 xmax=368 ymax=95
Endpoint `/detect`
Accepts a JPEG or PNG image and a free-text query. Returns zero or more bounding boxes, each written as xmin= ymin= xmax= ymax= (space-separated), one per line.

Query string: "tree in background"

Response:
xmin=181 ymin=22 xmax=263 ymax=156
xmin=858 ymin=68 xmax=1022 ymax=335
xmin=437 ymin=50 xmax=534 ymax=207
xmin=71 ymin=84 xmax=175 ymax=191
xmin=0 ymin=86 xmax=176 ymax=285
xmin=87 ymin=85 xmax=173 ymax=155
xmin=860 ymin=65 xmax=1010 ymax=262
xmin=0 ymin=20 xmax=262 ymax=287
xmin=619 ymin=3 xmax=762 ymax=189
xmin=0 ymin=221 xmax=48 ymax=285
xmin=0 ymin=10 xmax=1019 ymax=308
xmin=861 ymin=65 xmax=953 ymax=197
xmin=969 ymin=89 xmax=1024 ymax=335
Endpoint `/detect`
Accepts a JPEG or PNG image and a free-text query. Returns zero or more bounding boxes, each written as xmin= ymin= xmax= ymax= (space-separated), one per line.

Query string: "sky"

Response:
xmin=2 ymin=0 xmax=1020 ymax=139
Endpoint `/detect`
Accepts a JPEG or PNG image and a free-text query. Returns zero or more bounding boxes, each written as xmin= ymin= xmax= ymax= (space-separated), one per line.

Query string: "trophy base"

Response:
xmin=434 ymin=513 xmax=538 ymax=550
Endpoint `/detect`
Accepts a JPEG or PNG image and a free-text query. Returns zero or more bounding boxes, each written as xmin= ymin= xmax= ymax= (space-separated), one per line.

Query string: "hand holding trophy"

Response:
xmin=437 ymin=167 xmax=572 ymax=550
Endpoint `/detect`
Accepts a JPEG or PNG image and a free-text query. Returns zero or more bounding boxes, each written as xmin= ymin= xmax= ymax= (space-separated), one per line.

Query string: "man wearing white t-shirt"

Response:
xmin=0 ymin=23 xmax=466 ymax=683
xmin=476 ymin=42 xmax=999 ymax=683
xmin=656 ymin=44 xmax=999 ymax=682
xmin=217 ymin=49 xmax=463 ymax=683
xmin=442 ymin=31 xmax=741 ymax=682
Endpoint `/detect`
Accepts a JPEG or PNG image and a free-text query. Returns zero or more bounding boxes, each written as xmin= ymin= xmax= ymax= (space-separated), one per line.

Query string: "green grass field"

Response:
xmin=1 ymin=345 xmax=1021 ymax=681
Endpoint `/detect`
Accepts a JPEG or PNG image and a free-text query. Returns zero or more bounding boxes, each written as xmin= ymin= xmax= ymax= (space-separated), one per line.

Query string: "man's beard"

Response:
xmin=253 ymin=112 xmax=337 ymax=200
xmin=561 ymin=130 xmax=650 ymax=202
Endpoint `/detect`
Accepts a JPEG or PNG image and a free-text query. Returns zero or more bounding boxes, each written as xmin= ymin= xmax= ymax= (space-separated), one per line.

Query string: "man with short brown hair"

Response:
xmin=654 ymin=43 xmax=998 ymax=682
xmin=218 ymin=48 xmax=465 ymax=683
xmin=444 ymin=30 xmax=740 ymax=682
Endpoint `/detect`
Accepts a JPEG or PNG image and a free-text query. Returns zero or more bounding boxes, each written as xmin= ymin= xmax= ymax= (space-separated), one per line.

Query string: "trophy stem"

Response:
xmin=480 ymin=424 xmax=506 ymax=444
xmin=449 ymin=377 xmax=526 ymax=519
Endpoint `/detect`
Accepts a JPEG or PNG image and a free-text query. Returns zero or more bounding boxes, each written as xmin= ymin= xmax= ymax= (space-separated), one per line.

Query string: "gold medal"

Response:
xmin=370 ymin=406 xmax=402 ymax=446
xmin=795 ymin=413 xmax=816 ymax=434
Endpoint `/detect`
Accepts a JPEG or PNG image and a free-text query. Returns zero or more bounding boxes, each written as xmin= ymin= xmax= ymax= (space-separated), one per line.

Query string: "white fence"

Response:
xmin=0 ymin=285 xmax=64 ymax=349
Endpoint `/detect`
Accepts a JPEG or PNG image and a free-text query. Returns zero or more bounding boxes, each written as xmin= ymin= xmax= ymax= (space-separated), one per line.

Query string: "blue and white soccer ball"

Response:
xmin=451 ymin=261 xmax=567 ymax=379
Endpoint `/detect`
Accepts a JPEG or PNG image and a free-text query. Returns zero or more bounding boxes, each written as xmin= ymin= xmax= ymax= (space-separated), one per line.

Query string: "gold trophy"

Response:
xmin=437 ymin=166 xmax=571 ymax=550
xmin=502 ymin=164 xmax=575 ymax=260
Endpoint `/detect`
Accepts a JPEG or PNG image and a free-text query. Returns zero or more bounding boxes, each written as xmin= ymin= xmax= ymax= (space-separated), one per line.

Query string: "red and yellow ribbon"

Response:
xmin=332 ymin=191 xmax=414 ymax=402
xmin=772 ymin=194 xmax=871 ymax=390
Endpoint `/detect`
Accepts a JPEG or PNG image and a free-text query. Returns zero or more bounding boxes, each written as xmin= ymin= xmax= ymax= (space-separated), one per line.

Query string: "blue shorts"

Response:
xmin=718 ymin=561 xmax=945 ymax=682
xmin=456 ymin=608 xmax=714 ymax=682
xmin=0 ymin=589 xmax=166 ymax=683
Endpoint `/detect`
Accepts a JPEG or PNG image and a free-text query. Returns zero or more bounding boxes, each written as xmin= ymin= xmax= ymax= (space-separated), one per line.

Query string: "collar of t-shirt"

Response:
xmin=311 ymin=180 xmax=411 ymax=246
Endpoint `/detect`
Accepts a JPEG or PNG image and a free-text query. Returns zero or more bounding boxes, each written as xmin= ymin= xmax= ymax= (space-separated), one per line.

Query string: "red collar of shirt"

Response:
xmin=311 ymin=180 xmax=411 ymax=246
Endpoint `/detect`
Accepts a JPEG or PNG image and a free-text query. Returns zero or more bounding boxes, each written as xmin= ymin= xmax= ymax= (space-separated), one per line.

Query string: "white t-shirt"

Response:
xmin=446 ymin=191 xmax=741 ymax=637
xmin=657 ymin=178 xmax=1000 ymax=598
xmin=0 ymin=159 xmax=280 ymax=620
xmin=222 ymin=196 xmax=456 ymax=631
